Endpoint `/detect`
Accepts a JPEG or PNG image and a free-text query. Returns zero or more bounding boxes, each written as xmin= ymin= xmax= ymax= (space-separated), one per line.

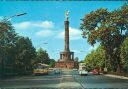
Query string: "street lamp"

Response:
xmin=6 ymin=13 xmax=27 ymax=21
xmin=104 ymin=59 xmax=107 ymax=73
xmin=43 ymin=43 xmax=48 ymax=45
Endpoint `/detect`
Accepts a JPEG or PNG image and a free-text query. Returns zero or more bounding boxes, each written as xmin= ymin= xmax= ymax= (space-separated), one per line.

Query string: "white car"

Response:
xmin=73 ymin=69 xmax=78 ymax=71
xmin=79 ymin=70 xmax=88 ymax=76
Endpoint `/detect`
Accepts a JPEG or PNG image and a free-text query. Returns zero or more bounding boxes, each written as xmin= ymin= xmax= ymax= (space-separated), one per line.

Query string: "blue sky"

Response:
xmin=0 ymin=1 xmax=125 ymax=61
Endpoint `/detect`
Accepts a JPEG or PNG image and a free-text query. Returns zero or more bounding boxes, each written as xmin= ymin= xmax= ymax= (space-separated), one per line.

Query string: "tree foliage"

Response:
xmin=36 ymin=48 xmax=50 ymax=64
xmin=0 ymin=20 xmax=18 ymax=77
xmin=81 ymin=4 xmax=128 ymax=72
xmin=0 ymin=20 xmax=54 ymax=77
xmin=35 ymin=48 xmax=56 ymax=68
xmin=84 ymin=45 xmax=105 ymax=71
xmin=15 ymin=37 xmax=36 ymax=74
xmin=120 ymin=36 xmax=128 ymax=72
xmin=49 ymin=59 xmax=56 ymax=68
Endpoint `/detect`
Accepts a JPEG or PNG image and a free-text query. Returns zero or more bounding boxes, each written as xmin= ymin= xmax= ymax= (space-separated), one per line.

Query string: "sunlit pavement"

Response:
xmin=0 ymin=70 xmax=128 ymax=88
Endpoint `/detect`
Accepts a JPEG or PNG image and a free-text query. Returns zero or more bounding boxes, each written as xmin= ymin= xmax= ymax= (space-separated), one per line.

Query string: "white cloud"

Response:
xmin=57 ymin=27 xmax=82 ymax=40
xmin=35 ymin=30 xmax=54 ymax=37
xmin=33 ymin=21 xmax=54 ymax=29
xmin=14 ymin=21 xmax=31 ymax=30
xmin=14 ymin=21 xmax=81 ymax=39
xmin=13 ymin=20 xmax=54 ymax=30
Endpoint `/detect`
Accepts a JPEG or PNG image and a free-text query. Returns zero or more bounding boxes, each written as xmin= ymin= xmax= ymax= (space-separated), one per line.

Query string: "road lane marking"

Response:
xmin=72 ymin=74 xmax=85 ymax=89
xmin=58 ymin=70 xmax=83 ymax=89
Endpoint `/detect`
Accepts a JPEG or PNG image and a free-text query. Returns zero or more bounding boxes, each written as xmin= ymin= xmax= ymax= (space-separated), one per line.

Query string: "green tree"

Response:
xmin=120 ymin=36 xmax=128 ymax=73
xmin=0 ymin=19 xmax=37 ymax=77
xmin=0 ymin=20 xmax=18 ymax=77
xmin=81 ymin=4 xmax=128 ymax=72
xmin=84 ymin=45 xmax=106 ymax=71
xmin=49 ymin=59 xmax=56 ymax=68
xmin=36 ymin=48 xmax=50 ymax=65
xmin=15 ymin=37 xmax=36 ymax=75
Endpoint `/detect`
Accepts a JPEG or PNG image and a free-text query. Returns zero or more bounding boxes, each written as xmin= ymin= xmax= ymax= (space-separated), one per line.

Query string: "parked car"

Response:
xmin=92 ymin=69 xmax=100 ymax=75
xmin=73 ymin=69 xmax=78 ymax=71
xmin=79 ymin=70 xmax=88 ymax=76
xmin=49 ymin=68 xmax=54 ymax=72
xmin=54 ymin=69 xmax=61 ymax=74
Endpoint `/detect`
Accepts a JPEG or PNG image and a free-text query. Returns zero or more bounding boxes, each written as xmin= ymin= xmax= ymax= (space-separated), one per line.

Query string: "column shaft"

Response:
xmin=64 ymin=21 xmax=70 ymax=52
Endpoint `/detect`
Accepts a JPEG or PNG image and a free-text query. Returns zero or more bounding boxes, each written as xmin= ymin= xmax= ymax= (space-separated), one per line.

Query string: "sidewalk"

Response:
xmin=104 ymin=74 xmax=128 ymax=79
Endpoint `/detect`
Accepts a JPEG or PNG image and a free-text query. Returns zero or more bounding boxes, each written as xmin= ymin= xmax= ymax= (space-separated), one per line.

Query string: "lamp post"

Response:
xmin=6 ymin=13 xmax=27 ymax=21
xmin=1 ymin=13 xmax=27 ymax=78
xmin=43 ymin=43 xmax=48 ymax=45
xmin=104 ymin=58 xmax=107 ymax=73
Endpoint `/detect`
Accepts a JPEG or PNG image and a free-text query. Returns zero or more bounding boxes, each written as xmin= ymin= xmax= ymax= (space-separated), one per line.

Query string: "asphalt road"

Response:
xmin=72 ymin=71 xmax=128 ymax=88
xmin=0 ymin=70 xmax=128 ymax=89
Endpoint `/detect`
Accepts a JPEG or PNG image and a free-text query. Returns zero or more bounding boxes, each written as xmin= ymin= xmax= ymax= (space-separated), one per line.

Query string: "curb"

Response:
xmin=104 ymin=74 xmax=128 ymax=79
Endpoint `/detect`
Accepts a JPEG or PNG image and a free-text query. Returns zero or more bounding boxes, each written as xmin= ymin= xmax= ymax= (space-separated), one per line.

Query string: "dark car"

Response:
xmin=54 ymin=69 xmax=61 ymax=74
